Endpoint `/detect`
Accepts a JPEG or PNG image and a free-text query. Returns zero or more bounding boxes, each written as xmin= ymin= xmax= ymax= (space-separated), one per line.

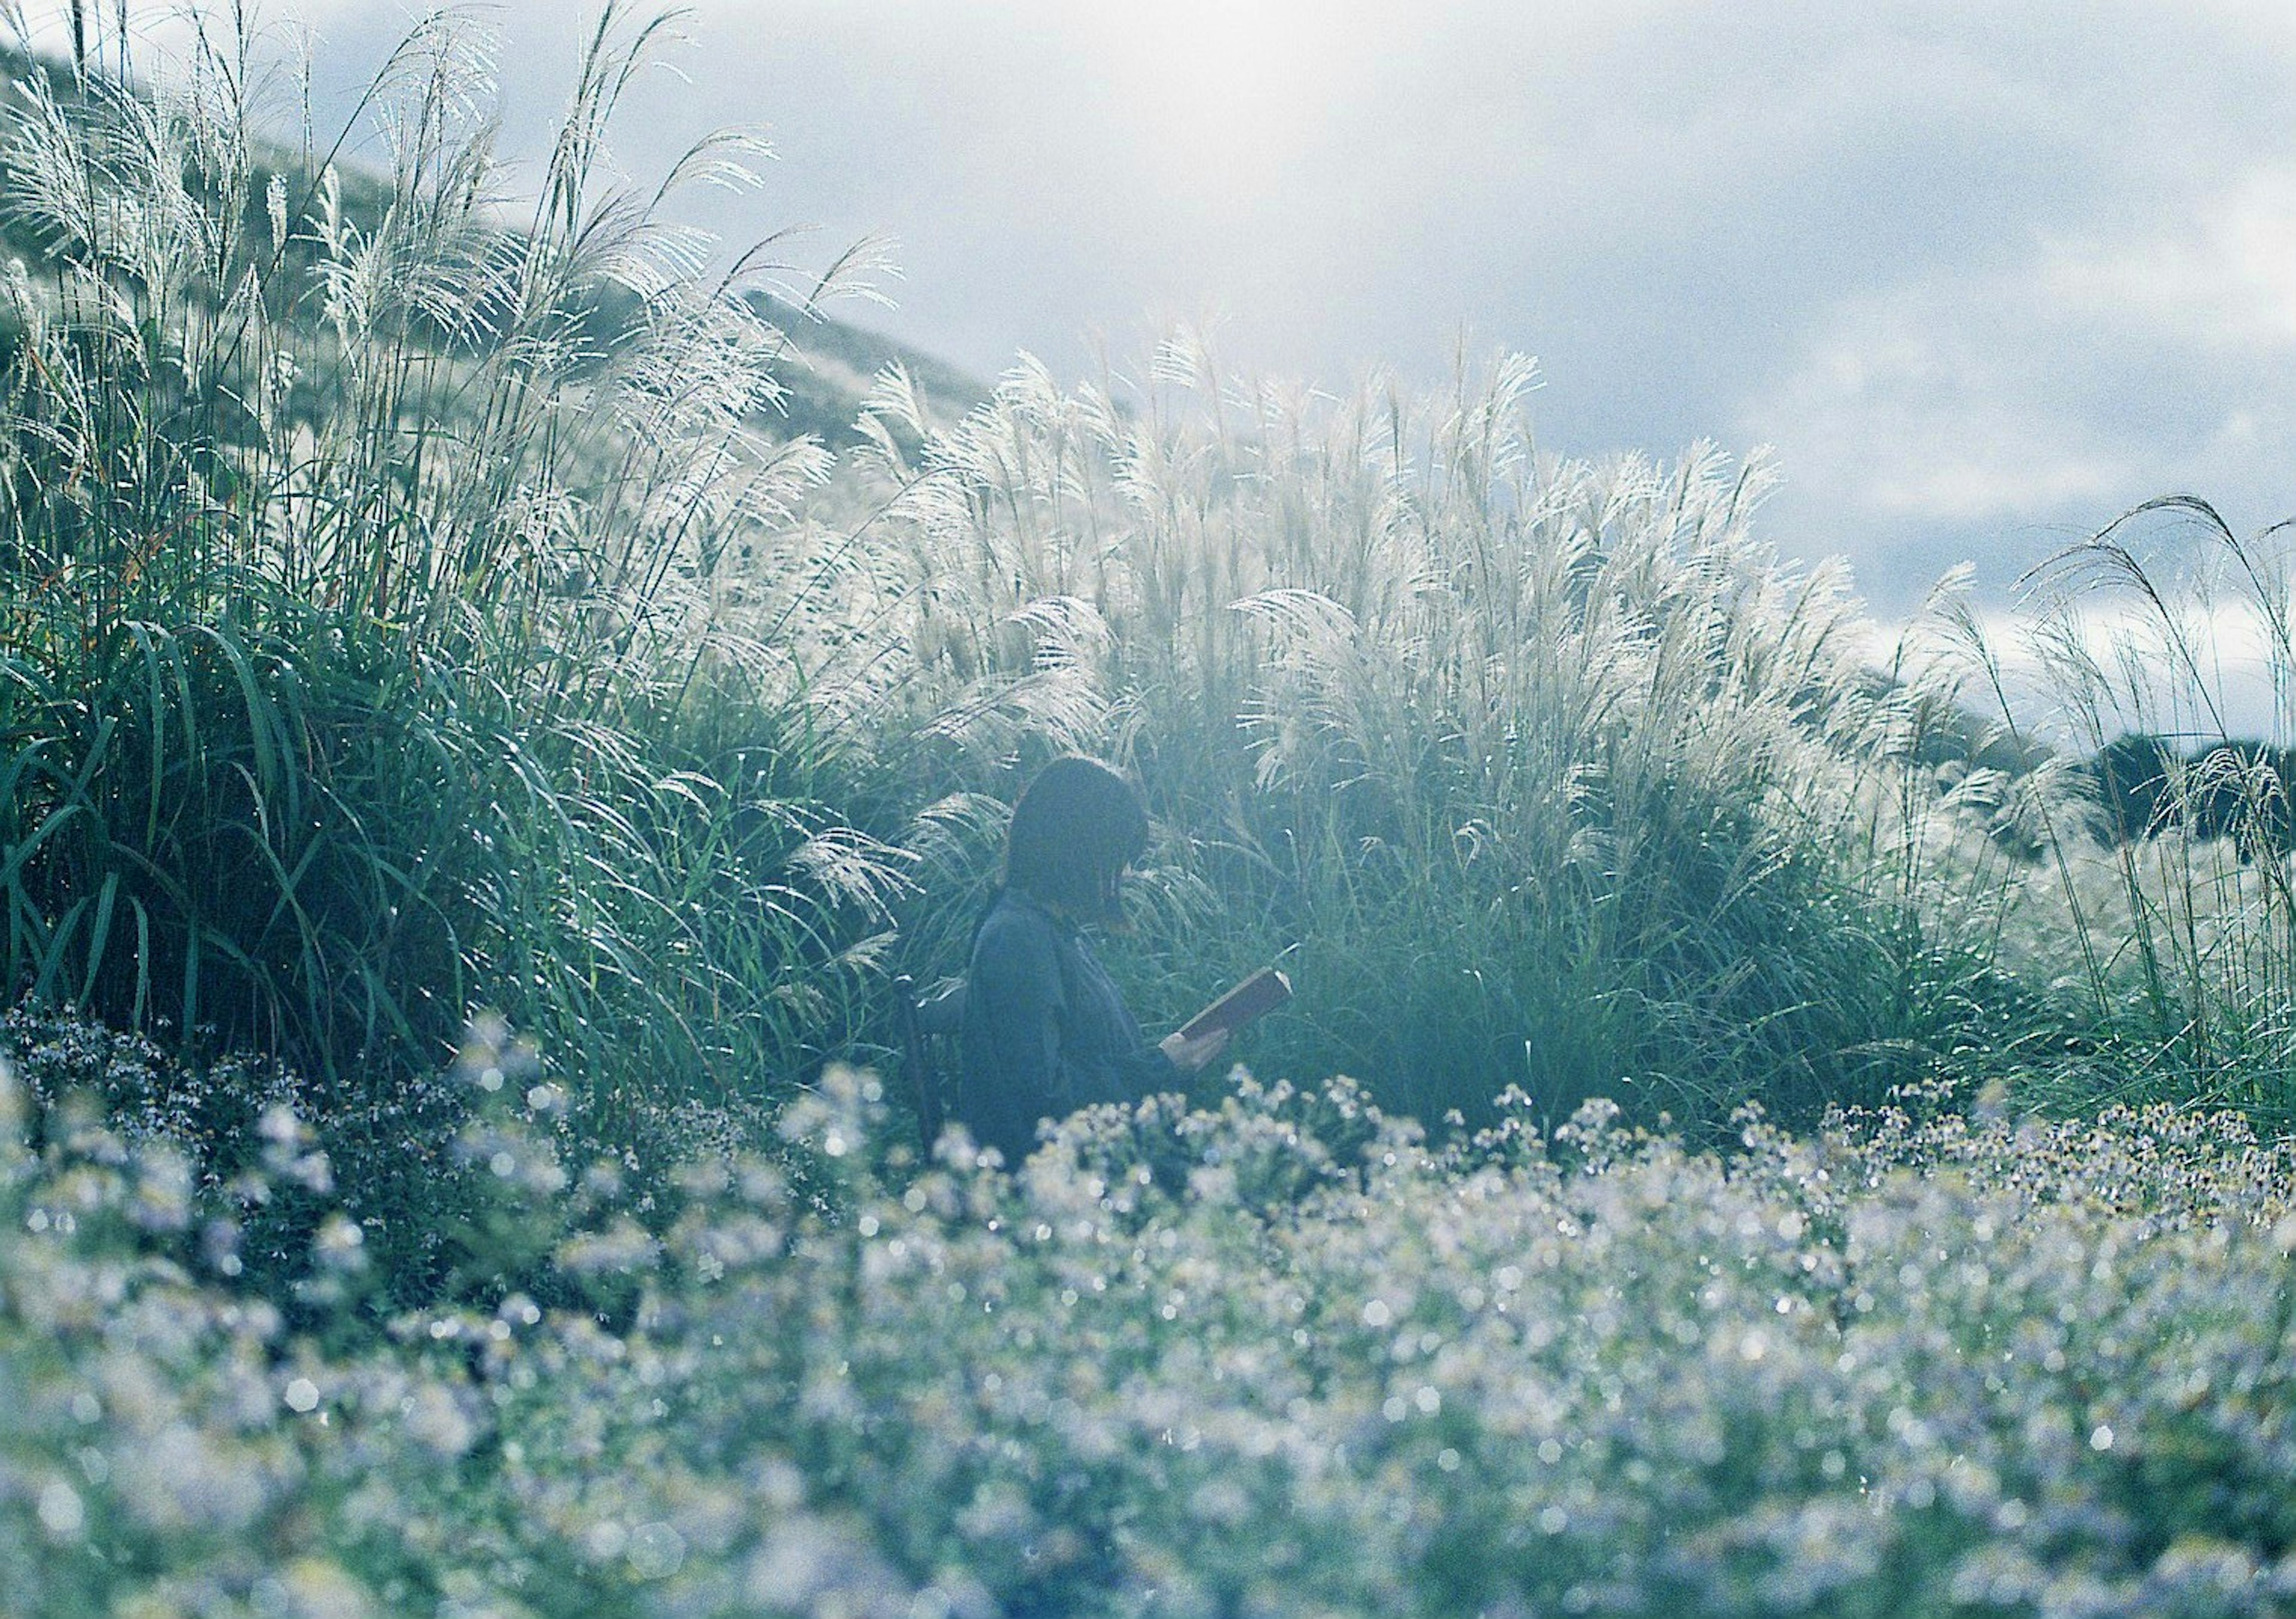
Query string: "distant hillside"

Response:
xmin=0 ymin=42 xmax=985 ymax=449
xmin=766 ymin=307 xmax=987 ymax=446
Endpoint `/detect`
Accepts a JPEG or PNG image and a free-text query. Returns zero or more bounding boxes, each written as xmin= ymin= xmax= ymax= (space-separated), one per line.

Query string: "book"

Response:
xmin=1176 ymin=967 xmax=1292 ymax=1043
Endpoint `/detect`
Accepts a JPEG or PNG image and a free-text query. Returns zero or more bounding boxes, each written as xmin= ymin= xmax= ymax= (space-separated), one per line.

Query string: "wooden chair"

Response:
xmin=893 ymin=974 xmax=967 ymax=1151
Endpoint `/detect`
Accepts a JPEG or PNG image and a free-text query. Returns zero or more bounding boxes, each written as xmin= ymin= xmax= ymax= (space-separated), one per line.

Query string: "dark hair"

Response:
xmin=1003 ymin=756 xmax=1149 ymax=925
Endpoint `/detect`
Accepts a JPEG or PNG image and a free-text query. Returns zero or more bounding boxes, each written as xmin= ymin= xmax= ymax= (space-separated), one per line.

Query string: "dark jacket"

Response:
xmin=957 ymin=888 xmax=1177 ymax=1164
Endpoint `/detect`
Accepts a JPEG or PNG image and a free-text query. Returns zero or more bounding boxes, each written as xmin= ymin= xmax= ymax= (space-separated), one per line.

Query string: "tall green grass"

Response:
xmin=1936 ymin=498 xmax=2296 ymax=1125
xmin=9 ymin=1 xmax=2263 ymax=1163
xmin=856 ymin=344 xmax=2016 ymax=1130
xmin=0 ymin=5 xmax=906 ymax=1123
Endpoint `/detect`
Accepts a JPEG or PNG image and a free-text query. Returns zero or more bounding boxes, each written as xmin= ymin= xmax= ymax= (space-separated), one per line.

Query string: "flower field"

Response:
xmin=7 ymin=1049 xmax=2295 ymax=1618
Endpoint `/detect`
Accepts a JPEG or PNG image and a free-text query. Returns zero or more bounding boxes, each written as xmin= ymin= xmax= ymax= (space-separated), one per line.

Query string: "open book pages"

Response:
xmin=1176 ymin=967 xmax=1293 ymax=1043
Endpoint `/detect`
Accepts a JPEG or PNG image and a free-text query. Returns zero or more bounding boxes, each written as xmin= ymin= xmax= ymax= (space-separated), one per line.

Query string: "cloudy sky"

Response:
xmin=50 ymin=1 xmax=2296 ymax=615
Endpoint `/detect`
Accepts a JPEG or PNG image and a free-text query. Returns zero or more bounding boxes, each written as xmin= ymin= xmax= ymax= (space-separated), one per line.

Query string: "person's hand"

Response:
xmin=1159 ymin=1025 xmax=1231 ymax=1074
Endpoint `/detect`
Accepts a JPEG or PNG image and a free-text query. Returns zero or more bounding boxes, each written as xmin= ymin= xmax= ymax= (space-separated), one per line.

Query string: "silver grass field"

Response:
xmin=4 ymin=7 xmax=2296 ymax=1616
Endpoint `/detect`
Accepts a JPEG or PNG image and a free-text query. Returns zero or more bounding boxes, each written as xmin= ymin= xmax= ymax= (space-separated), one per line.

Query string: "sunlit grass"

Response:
xmin=0 ymin=4 xmax=908 ymax=1123
xmin=6 ymin=3 xmax=2296 ymax=1613
xmin=853 ymin=341 xmax=2033 ymax=1130
xmin=1929 ymin=497 xmax=2296 ymax=1125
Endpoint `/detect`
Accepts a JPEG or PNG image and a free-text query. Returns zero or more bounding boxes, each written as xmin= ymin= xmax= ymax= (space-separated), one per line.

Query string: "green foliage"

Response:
xmin=0 ymin=0 xmax=2114 ymax=1149
xmin=857 ymin=349 xmax=2007 ymax=1130
xmin=0 ymin=5 xmax=909 ymax=1110
xmin=7 ymin=1055 xmax=2296 ymax=1617
xmin=7 ymin=5 xmax=2295 ymax=1612
xmin=13 ymin=0 xmax=2294 ymax=1159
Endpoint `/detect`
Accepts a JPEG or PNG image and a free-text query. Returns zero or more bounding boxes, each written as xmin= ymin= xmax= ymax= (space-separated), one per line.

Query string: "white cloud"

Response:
xmin=1745 ymin=274 xmax=2125 ymax=518
xmin=2042 ymin=167 xmax=2296 ymax=350
xmin=1909 ymin=592 xmax=2296 ymax=745
xmin=1741 ymin=188 xmax=2296 ymax=601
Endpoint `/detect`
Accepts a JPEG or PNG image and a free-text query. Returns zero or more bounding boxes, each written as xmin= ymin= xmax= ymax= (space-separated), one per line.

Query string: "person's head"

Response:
xmin=1003 ymin=756 xmax=1149 ymax=925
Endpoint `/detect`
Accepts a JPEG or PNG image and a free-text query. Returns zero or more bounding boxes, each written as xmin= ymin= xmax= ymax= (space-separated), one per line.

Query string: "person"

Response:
xmin=955 ymin=756 xmax=1228 ymax=1164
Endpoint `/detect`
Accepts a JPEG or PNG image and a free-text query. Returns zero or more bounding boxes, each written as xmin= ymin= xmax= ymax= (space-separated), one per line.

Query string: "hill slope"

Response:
xmin=0 ymin=41 xmax=985 ymax=446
